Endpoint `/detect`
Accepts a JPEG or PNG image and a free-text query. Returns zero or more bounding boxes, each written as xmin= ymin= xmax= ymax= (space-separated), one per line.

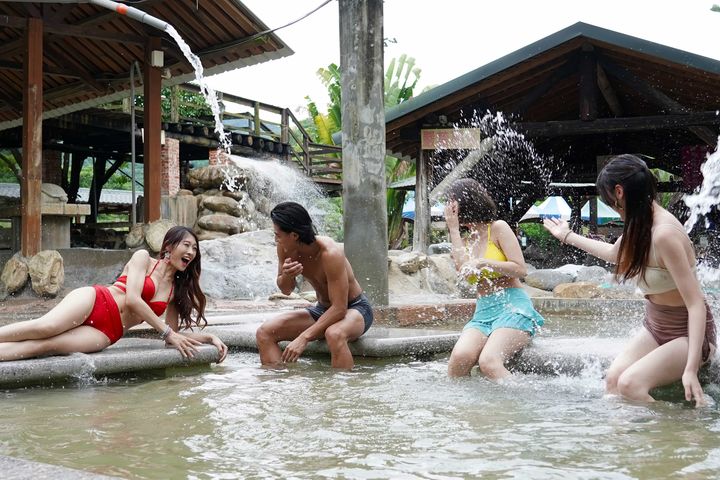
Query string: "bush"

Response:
xmin=519 ymin=222 xmax=556 ymax=249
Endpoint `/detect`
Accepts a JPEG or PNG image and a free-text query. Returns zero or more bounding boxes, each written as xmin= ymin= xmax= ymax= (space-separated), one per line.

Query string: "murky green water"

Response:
xmin=2 ymin=350 xmax=719 ymax=479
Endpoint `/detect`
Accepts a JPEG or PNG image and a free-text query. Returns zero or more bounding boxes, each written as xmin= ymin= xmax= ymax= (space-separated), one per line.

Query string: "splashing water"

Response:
xmin=433 ymin=111 xmax=558 ymax=211
xmin=228 ymin=155 xmax=333 ymax=232
xmin=683 ymin=139 xmax=720 ymax=294
xmin=684 ymin=141 xmax=720 ymax=232
xmin=165 ymin=26 xmax=232 ymax=154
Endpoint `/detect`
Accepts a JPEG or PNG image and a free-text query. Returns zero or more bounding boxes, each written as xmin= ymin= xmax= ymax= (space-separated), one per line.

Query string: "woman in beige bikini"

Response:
xmin=544 ymin=154 xmax=715 ymax=406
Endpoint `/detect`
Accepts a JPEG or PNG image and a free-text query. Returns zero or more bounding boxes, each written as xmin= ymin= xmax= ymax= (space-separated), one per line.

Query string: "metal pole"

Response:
xmin=130 ymin=61 xmax=137 ymax=226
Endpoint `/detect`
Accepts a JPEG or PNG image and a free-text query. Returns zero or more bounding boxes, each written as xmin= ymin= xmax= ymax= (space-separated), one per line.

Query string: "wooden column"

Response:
xmin=413 ymin=149 xmax=431 ymax=252
xmin=21 ymin=17 xmax=43 ymax=257
xmin=143 ymin=36 xmax=162 ymax=223
xmin=579 ymin=46 xmax=597 ymax=121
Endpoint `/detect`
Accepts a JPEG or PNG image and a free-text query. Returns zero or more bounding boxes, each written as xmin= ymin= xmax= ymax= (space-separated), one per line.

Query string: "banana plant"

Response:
xmin=305 ymin=56 xmax=422 ymax=247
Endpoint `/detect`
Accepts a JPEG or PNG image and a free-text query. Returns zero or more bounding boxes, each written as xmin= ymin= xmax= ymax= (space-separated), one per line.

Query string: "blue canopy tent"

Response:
xmin=402 ymin=193 xmax=445 ymax=221
xmin=581 ymin=198 xmax=622 ymax=225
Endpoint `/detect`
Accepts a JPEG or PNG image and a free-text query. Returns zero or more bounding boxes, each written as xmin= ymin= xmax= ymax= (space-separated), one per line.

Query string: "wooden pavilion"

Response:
xmin=0 ymin=0 xmax=292 ymax=256
xmin=384 ymin=22 xmax=720 ymax=251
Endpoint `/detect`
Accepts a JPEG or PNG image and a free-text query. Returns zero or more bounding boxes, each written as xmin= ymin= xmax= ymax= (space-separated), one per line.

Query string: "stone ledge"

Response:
xmin=0 ymin=454 xmax=121 ymax=480
xmin=0 ymin=338 xmax=220 ymax=387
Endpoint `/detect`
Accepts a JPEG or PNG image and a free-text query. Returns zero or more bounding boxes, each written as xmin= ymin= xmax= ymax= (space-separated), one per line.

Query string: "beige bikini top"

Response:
xmin=635 ymin=224 xmax=696 ymax=295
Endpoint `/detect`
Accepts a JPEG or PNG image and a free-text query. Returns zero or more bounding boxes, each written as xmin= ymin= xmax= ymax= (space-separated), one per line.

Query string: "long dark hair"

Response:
xmin=446 ymin=178 xmax=497 ymax=223
xmin=159 ymin=226 xmax=207 ymax=330
xmin=270 ymin=201 xmax=317 ymax=244
xmin=596 ymin=154 xmax=656 ymax=283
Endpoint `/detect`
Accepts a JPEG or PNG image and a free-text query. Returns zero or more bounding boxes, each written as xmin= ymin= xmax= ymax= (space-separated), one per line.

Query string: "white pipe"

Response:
xmin=429 ymin=137 xmax=496 ymax=203
xmin=0 ymin=0 xmax=170 ymax=31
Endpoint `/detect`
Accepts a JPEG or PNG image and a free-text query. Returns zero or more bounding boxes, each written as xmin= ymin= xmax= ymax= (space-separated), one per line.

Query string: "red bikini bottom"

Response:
xmin=82 ymin=285 xmax=124 ymax=344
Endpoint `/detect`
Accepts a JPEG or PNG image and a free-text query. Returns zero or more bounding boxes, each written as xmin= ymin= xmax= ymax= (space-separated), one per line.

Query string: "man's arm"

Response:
xmin=276 ymin=244 xmax=301 ymax=295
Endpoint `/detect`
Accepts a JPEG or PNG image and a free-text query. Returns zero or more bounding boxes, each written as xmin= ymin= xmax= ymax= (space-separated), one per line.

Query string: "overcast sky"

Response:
xmin=207 ymin=0 xmax=719 ymax=116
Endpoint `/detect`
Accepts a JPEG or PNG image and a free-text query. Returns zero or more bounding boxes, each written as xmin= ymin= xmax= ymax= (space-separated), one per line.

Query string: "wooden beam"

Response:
xmin=513 ymin=59 xmax=576 ymax=116
xmin=596 ymin=62 xmax=623 ymax=116
xmin=21 ymin=17 xmax=43 ymax=257
xmin=578 ymin=46 xmax=597 ymax=121
xmin=0 ymin=59 xmax=82 ymax=79
xmin=519 ymin=111 xmax=720 ymax=137
xmin=600 ymin=58 xmax=718 ymax=146
xmin=143 ymin=36 xmax=162 ymax=223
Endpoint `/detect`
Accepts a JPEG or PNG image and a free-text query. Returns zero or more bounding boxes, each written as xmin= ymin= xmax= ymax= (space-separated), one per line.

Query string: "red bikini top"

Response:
xmin=113 ymin=260 xmax=173 ymax=316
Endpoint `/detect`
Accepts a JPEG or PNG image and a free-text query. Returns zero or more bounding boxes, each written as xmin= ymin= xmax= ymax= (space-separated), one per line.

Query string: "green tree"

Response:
xmin=712 ymin=4 xmax=720 ymax=12
xmin=305 ymin=56 xmax=422 ymax=247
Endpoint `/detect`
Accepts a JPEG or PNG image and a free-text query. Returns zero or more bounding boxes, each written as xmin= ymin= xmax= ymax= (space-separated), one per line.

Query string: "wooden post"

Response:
xmin=21 ymin=17 xmax=43 ymax=257
xmin=413 ymin=149 xmax=431 ymax=252
xmin=579 ymin=46 xmax=597 ymax=121
xmin=253 ymin=101 xmax=261 ymax=136
xmin=589 ymin=196 xmax=598 ymax=234
xmin=281 ymin=108 xmax=289 ymax=161
xmin=143 ymin=36 xmax=162 ymax=223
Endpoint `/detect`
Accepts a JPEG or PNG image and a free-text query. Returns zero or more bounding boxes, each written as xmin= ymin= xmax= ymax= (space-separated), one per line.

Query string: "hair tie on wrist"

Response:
xmin=562 ymin=231 xmax=573 ymax=244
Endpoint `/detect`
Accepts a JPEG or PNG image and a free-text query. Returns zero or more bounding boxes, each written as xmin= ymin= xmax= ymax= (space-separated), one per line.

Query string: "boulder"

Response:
xmin=125 ymin=223 xmax=146 ymax=248
xmin=202 ymin=195 xmax=242 ymax=217
xmin=553 ymin=282 xmax=601 ymax=299
xmin=575 ymin=265 xmax=611 ymax=284
xmin=1 ymin=253 xmax=29 ymax=294
xmin=428 ymin=242 xmax=452 ymax=254
xmin=28 ymin=250 xmax=64 ymax=297
xmin=195 ymin=229 xmax=229 ymax=241
xmin=40 ymin=183 xmax=68 ymax=203
xmin=187 ymin=165 xmax=251 ymax=190
xmin=145 ymin=219 xmax=177 ymax=252
xmin=525 ymin=269 xmax=575 ymax=291
xmin=199 ymin=230 xmax=278 ymax=299
xmin=197 ymin=213 xmax=241 ymax=235
xmin=394 ymin=252 xmax=430 ymax=274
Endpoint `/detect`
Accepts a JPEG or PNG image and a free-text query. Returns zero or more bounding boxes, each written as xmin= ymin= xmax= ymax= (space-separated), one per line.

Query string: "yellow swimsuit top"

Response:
xmin=467 ymin=224 xmax=507 ymax=283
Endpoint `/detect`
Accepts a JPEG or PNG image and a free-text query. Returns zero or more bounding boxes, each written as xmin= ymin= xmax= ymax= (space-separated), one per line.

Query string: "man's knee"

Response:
xmin=255 ymin=323 xmax=276 ymax=344
xmin=324 ymin=324 xmax=348 ymax=347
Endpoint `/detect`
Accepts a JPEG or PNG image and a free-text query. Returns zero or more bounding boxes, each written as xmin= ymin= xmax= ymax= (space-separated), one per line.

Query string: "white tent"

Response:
xmin=581 ymin=198 xmax=622 ymax=224
xmin=520 ymin=196 xmax=571 ymax=221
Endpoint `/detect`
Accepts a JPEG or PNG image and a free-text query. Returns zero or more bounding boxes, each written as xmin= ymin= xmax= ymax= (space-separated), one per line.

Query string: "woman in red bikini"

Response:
xmin=0 ymin=226 xmax=227 ymax=362
xmin=544 ymin=154 xmax=715 ymax=406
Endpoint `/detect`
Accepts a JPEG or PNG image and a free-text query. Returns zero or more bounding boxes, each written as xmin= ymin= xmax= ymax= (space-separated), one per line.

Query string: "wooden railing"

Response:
xmin=179 ymin=85 xmax=343 ymax=181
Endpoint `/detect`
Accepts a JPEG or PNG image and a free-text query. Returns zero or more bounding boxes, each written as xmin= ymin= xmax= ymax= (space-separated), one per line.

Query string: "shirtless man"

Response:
xmin=255 ymin=201 xmax=374 ymax=368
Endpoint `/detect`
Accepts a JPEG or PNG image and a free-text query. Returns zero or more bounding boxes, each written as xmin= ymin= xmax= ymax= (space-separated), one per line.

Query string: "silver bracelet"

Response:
xmin=160 ymin=325 xmax=172 ymax=340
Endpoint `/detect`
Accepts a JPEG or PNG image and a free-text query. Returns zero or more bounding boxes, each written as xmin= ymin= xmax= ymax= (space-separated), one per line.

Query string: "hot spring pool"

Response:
xmin=2 ymin=348 xmax=719 ymax=479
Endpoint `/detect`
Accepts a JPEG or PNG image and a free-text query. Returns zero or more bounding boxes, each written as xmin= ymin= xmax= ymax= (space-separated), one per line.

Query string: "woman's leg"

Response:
xmin=477 ymin=328 xmax=530 ymax=380
xmin=0 ymin=286 xmax=96 ymax=342
xmin=616 ymin=336 xmax=691 ymax=402
xmin=448 ymin=328 xmax=488 ymax=377
xmin=0 ymin=325 xmax=111 ymax=361
xmin=604 ymin=328 xmax=658 ymax=395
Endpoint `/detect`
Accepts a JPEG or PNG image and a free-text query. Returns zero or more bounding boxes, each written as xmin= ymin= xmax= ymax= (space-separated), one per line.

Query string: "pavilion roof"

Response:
xmin=385 ymin=21 xmax=720 ymax=161
xmin=0 ymin=0 xmax=293 ymax=131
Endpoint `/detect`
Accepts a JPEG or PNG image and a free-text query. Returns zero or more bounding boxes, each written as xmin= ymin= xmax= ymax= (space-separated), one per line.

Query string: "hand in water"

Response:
xmin=682 ymin=370 xmax=706 ymax=407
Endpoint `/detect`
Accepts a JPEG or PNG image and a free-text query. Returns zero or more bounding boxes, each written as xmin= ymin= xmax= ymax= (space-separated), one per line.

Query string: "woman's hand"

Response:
xmin=209 ymin=334 xmax=228 ymax=363
xmin=165 ymin=330 xmax=203 ymax=359
xmin=281 ymin=336 xmax=309 ymax=363
xmin=543 ymin=218 xmax=571 ymax=242
xmin=444 ymin=200 xmax=460 ymax=231
xmin=682 ymin=370 xmax=706 ymax=407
